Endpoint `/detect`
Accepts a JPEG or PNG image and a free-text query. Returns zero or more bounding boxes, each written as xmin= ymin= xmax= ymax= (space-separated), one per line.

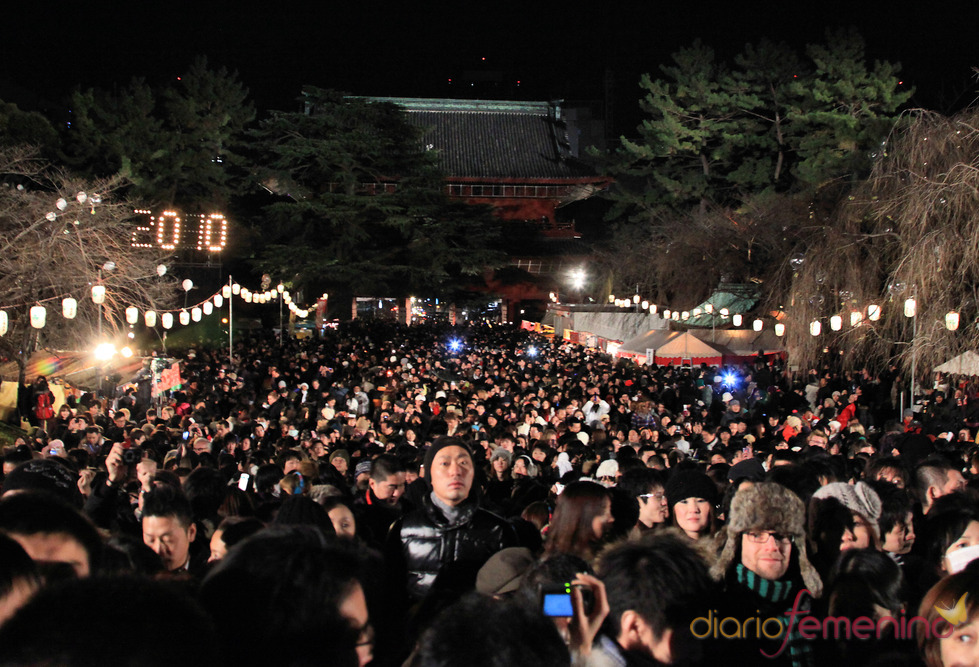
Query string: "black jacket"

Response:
xmin=386 ymin=492 xmax=517 ymax=604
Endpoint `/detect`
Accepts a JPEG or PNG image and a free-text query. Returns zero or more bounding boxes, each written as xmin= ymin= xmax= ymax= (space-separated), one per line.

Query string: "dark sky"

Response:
xmin=3 ymin=1 xmax=977 ymax=135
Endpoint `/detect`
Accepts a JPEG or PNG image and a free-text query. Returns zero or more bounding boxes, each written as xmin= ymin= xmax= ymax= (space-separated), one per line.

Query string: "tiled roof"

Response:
xmin=366 ymin=98 xmax=598 ymax=181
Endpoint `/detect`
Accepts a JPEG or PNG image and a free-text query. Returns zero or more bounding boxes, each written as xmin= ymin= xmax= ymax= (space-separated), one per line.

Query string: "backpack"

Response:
xmin=35 ymin=392 xmax=54 ymax=420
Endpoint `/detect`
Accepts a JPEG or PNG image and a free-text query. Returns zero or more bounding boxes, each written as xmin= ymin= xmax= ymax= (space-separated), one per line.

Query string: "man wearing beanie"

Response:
xmin=708 ymin=482 xmax=822 ymax=667
xmin=386 ymin=437 xmax=517 ymax=624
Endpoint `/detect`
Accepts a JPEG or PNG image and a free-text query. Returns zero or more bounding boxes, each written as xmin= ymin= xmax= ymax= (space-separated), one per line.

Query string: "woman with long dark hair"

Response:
xmin=543 ymin=481 xmax=613 ymax=563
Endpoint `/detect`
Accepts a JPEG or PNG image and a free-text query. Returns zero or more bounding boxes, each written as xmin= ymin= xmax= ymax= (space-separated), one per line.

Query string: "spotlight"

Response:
xmin=722 ymin=372 xmax=738 ymax=388
xmin=527 ymin=346 xmax=538 ymax=357
xmin=448 ymin=339 xmax=462 ymax=353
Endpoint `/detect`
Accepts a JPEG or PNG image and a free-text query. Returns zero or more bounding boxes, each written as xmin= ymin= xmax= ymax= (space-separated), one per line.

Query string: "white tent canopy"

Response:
xmin=934 ymin=351 xmax=979 ymax=376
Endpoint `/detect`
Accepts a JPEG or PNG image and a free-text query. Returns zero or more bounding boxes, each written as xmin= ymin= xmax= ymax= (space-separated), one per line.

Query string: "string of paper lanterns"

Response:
xmin=0 ymin=278 xmax=318 ymax=336
xmin=605 ymin=291 xmax=964 ymax=339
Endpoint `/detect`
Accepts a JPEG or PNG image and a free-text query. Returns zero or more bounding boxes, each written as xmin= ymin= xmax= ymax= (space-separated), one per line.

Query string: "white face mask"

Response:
xmin=946 ymin=544 xmax=979 ymax=574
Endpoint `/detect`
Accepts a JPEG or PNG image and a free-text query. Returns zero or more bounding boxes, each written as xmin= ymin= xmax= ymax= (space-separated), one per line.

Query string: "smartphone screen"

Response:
xmin=238 ymin=474 xmax=250 ymax=491
xmin=542 ymin=593 xmax=573 ymax=617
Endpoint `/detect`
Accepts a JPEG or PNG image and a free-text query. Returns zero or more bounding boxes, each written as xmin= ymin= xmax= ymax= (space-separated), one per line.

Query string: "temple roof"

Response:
xmin=364 ymin=97 xmax=600 ymax=181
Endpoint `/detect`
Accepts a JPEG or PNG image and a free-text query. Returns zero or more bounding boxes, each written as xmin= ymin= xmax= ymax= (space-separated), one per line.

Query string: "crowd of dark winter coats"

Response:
xmin=1 ymin=320 xmax=979 ymax=667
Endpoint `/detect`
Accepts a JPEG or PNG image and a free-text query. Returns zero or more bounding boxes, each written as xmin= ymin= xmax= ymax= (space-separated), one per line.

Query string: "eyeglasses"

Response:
xmin=639 ymin=492 xmax=666 ymax=502
xmin=745 ymin=531 xmax=794 ymax=545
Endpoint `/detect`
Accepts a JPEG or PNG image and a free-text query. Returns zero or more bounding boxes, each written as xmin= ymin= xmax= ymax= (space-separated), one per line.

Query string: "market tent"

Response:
xmin=618 ymin=330 xmax=729 ymax=366
xmin=698 ymin=329 xmax=786 ymax=363
xmin=0 ymin=350 xmax=146 ymax=390
xmin=934 ymin=351 xmax=979 ymax=376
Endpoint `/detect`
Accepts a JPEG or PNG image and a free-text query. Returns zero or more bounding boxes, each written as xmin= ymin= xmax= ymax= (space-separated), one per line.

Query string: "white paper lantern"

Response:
xmin=720 ymin=308 xmax=729 ymax=317
xmin=91 ymin=285 xmax=106 ymax=304
xmin=231 ymin=283 xmax=241 ymax=295
xmin=641 ymin=300 xmax=649 ymax=310
xmin=0 ymin=311 xmax=7 ymax=336
xmin=222 ymin=285 xmax=232 ymax=298
xmin=277 ymin=283 xmax=284 ymax=293
xmin=732 ymin=314 xmax=743 ymax=326
xmin=904 ymin=298 xmax=916 ymax=318
xmin=179 ymin=310 xmax=190 ymax=326
xmin=30 ymin=305 xmax=46 ymax=329
xmin=868 ymin=304 xmax=881 ymax=321
xmin=243 ymin=292 xmax=253 ymax=303
xmin=810 ymin=320 xmax=821 ymax=336
xmin=214 ymin=294 xmax=224 ymax=308
xmin=681 ymin=311 xmax=690 ymax=320
xmin=830 ymin=315 xmax=842 ymax=331
xmin=850 ymin=310 xmax=862 ymax=327
xmin=775 ymin=323 xmax=785 ymax=336
xmin=56 ymin=197 xmax=67 ymax=211
xmin=753 ymin=319 xmax=763 ymax=332
xmin=144 ymin=311 xmax=157 ymax=327
xmin=62 ymin=298 xmax=77 ymax=319
xmin=648 ymin=304 xmax=657 ymax=315
xmin=126 ymin=306 xmax=139 ymax=324
xmin=663 ymin=309 xmax=671 ymax=319
xmin=946 ymin=311 xmax=960 ymax=331
xmin=182 ymin=279 xmax=194 ymax=292
xmin=203 ymin=302 xmax=213 ymax=316
xmin=191 ymin=307 xmax=202 ymax=322
xmin=162 ymin=313 xmax=173 ymax=329
xmin=705 ymin=304 xmax=714 ymax=314
xmin=632 ymin=294 xmax=640 ymax=304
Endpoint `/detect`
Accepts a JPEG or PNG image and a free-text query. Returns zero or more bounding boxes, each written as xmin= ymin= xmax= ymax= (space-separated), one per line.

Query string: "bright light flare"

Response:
xmin=94 ymin=343 xmax=116 ymax=361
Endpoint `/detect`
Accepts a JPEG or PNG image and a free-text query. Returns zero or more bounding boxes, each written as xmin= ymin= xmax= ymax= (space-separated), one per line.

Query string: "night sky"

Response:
xmin=2 ymin=1 xmax=977 ymax=136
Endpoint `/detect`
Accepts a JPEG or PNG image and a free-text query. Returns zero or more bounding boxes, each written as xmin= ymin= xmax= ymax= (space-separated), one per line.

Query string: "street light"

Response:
xmin=568 ymin=268 xmax=586 ymax=303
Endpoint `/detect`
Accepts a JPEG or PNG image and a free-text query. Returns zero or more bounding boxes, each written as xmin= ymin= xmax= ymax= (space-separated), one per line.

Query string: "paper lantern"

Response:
xmin=720 ymin=308 xmax=729 ymax=317
xmin=830 ymin=315 xmax=842 ymax=331
xmin=91 ymin=285 xmax=106 ymax=304
xmin=641 ymin=300 xmax=649 ymax=310
xmin=203 ymin=302 xmax=213 ymax=316
xmin=632 ymin=294 xmax=640 ymax=304
xmin=156 ymin=264 xmax=167 ymax=276
xmin=191 ymin=307 xmax=202 ymax=322
xmin=144 ymin=311 xmax=157 ymax=327
xmin=162 ymin=313 xmax=173 ymax=329
xmin=0 ymin=311 xmax=7 ymax=336
xmin=62 ymin=298 xmax=77 ymax=319
xmin=868 ymin=304 xmax=881 ymax=321
xmin=810 ymin=320 xmax=821 ymax=336
xmin=120 ymin=346 xmax=133 ymax=358
xmin=179 ymin=310 xmax=190 ymax=326
xmin=243 ymin=292 xmax=253 ymax=303
xmin=231 ymin=283 xmax=240 ymax=295
xmin=30 ymin=305 xmax=46 ymax=329
xmin=850 ymin=310 xmax=862 ymax=327
xmin=648 ymin=304 xmax=657 ymax=315
xmin=732 ymin=314 xmax=742 ymax=326
xmin=705 ymin=304 xmax=714 ymax=313
xmin=182 ymin=279 xmax=194 ymax=292
xmin=946 ymin=311 xmax=960 ymax=331
xmin=681 ymin=311 xmax=690 ymax=320
xmin=663 ymin=309 xmax=671 ymax=319
xmin=608 ymin=294 xmax=615 ymax=303
xmin=753 ymin=319 xmax=763 ymax=332
xmin=126 ymin=306 xmax=139 ymax=324
xmin=277 ymin=283 xmax=284 ymax=293
xmin=904 ymin=298 xmax=916 ymax=318
xmin=214 ymin=294 xmax=224 ymax=308
xmin=222 ymin=285 xmax=232 ymax=298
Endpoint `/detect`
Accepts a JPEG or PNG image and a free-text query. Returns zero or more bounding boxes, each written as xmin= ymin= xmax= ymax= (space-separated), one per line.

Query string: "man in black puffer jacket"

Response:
xmin=385 ymin=437 xmax=518 ymax=630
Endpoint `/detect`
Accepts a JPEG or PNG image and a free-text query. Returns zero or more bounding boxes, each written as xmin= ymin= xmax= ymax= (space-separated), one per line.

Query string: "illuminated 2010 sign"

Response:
xmin=131 ymin=209 xmax=228 ymax=252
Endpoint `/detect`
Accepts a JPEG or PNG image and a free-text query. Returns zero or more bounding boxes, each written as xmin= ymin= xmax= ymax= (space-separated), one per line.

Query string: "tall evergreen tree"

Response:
xmin=250 ymin=88 xmax=503 ymax=301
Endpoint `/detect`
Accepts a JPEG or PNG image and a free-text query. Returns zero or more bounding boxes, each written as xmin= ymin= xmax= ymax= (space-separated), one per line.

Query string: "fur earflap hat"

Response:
xmin=710 ymin=482 xmax=822 ymax=597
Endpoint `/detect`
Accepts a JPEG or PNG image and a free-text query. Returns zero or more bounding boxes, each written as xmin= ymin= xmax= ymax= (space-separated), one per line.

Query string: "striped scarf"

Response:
xmin=735 ymin=563 xmax=813 ymax=667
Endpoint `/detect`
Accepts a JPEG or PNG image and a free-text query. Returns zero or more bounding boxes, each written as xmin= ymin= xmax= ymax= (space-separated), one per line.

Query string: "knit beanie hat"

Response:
xmin=811 ymin=481 xmax=882 ymax=539
xmin=710 ymin=482 xmax=821 ymax=596
xmin=665 ymin=470 xmax=718 ymax=508
xmin=422 ymin=437 xmax=473 ymax=481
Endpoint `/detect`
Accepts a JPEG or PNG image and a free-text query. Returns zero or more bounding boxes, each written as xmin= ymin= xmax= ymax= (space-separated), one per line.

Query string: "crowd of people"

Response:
xmin=1 ymin=319 xmax=979 ymax=666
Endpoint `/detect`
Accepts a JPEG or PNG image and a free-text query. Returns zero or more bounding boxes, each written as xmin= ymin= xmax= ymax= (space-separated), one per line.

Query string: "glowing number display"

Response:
xmin=131 ymin=209 xmax=228 ymax=252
